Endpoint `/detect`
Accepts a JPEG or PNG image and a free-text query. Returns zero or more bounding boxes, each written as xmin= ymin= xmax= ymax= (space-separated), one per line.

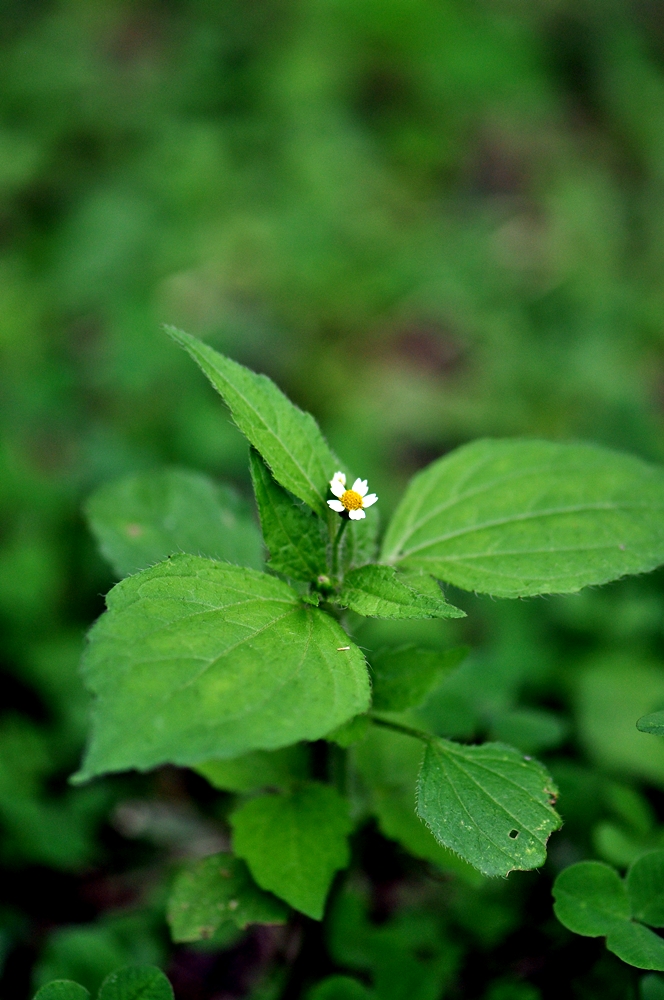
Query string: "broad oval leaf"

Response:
xmin=231 ymin=782 xmax=352 ymax=920
xmin=381 ymin=439 xmax=664 ymax=598
xmin=416 ymin=737 xmax=561 ymax=876
xmin=74 ymin=555 xmax=370 ymax=781
xmin=337 ymin=565 xmax=464 ymax=620
xmin=249 ymin=449 xmax=328 ymax=581
xmin=606 ymin=921 xmax=664 ymax=971
xmin=98 ymin=966 xmax=173 ymax=1000
xmin=553 ymin=861 xmax=630 ymax=936
xmin=167 ymin=328 xmax=337 ymax=515
xmin=628 ymin=850 xmax=664 ymax=927
xmin=167 ymin=852 xmax=288 ymax=940
xmin=33 ymin=983 xmax=90 ymax=1000
xmin=86 ymin=467 xmax=262 ymax=578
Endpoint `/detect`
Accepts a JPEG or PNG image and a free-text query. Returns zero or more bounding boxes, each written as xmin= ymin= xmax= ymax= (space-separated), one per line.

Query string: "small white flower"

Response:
xmin=327 ymin=471 xmax=378 ymax=520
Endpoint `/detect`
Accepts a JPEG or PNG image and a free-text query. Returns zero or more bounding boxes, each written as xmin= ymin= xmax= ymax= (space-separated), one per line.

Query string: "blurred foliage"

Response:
xmin=4 ymin=0 xmax=664 ymax=997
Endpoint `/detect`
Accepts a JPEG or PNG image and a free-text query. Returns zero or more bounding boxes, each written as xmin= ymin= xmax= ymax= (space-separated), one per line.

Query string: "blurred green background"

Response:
xmin=4 ymin=1 xmax=664 ymax=998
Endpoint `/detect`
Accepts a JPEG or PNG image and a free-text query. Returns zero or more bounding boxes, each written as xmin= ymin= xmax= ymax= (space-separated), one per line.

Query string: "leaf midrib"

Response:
xmin=394 ymin=501 xmax=659 ymax=561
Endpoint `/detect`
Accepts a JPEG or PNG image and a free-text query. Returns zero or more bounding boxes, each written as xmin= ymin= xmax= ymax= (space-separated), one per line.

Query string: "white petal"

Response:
xmin=327 ymin=499 xmax=344 ymax=512
xmin=352 ymin=478 xmax=368 ymax=496
xmin=330 ymin=472 xmax=346 ymax=498
xmin=349 ymin=508 xmax=366 ymax=520
xmin=362 ymin=494 xmax=378 ymax=507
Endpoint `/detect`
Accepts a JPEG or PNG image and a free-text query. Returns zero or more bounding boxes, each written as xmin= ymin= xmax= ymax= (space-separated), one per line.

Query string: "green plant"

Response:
xmin=553 ymin=852 xmax=664 ymax=971
xmin=77 ymin=328 xmax=664 ymax=937
xmin=33 ymin=965 xmax=173 ymax=1000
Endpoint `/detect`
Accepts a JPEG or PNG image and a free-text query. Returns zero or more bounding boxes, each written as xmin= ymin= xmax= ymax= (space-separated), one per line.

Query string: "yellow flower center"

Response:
xmin=340 ymin=489 xmax=363 ymax=511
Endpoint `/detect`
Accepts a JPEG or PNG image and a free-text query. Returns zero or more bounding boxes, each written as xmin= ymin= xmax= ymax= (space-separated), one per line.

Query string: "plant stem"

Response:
xmin=370 ymin=713 xmax=434 ymax=744
xmin=331 ymin=517 xmax=349 ymax=578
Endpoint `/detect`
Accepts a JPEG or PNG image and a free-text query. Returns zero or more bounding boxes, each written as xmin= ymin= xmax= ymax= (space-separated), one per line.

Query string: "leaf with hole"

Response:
xmin=86 ymin=467 xmax=262 ymax=578
xmin=416 ymin=737 xmax=561 ymax=876
xmin=74 ymin=555 xmax=370 ymax=781
xmin=351 ymin=725 xmax=483 ymax=885
xmin=167 ymin=852 xmax=288 ymax=941
xmin=231 ymin=781 xmax=352 ymax=919
xmin=167 ymin=328 xmax=337 ymax=514
xmin=381 ymin=438 xmax=664 ymax=597
xmin=337 ymin=565 xmax=464 ymax=620
xmin=249 ymin=449 xmax=328 ymax=581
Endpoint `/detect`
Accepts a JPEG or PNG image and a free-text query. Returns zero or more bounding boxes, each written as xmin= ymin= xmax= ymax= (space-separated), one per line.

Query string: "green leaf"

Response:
xmin=638 ymin=712 xmax=664 ymax=736
xmin=74 ymin=555 xmax=370 ymax=781
xmin=370 ymin=645 xmax=468 ymax=712
xmin=33 ymin=983 xmax=90 ymax=1000
xmin=577 ymin=656 xmax=664 ymax=787
xmin=307 ymin=976 xmax=371 ymax=1000
xmin=553 ymin=861 xmax=630 ymax=935
xmin=326 ymin=714 xmax=371 ymax=748
xmin=249 ymin=450 xmax=328 ymax=581
xmin=97 ymin=966 xmax=173 ymax=1000
xmin=489 ymin=708 xmax=568 ymax=755
xmin=337 ymin=565 xmax=464 ymax=620
xmin=381 ymin=439 xmax=664 ymax=598
xmin=416 ymin=738 xmax=561 ymax=876
xmin=641 ymin=974 xmax=664 ymax=1000
xmin=628 ymin=851 xmax=664 ymax=927
xmin=231 ymin=781 xmax=352 ymax=919
xmin=167 ymin=328 xmax=337 ymax=514
xmin=86 ymin=468 xmax=262 ymax=578
xmin=351 ymin=725 xmax=484 ymax=885
xmin=195 ymin=745 xmax=309 ymax=793
xmin=167 ymin=852 xmax=288 ymax=940
xmin=606 ymin=922 xmax=664 ymax=971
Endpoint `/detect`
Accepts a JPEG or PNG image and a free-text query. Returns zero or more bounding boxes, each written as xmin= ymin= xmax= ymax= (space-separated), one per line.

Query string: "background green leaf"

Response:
xmin=416 ymin=737 xmax=561 ymax=876
xmin=606 ymin=922 xmax=664 ymax=971
xmin=307 ymin=976 xmax=372 ymax=1000
xmin=628 ymin=851 xmax=664 ymax=927
xmin=167 ymin=328 xmax=337 ymax=515
xmin=552 ymin=861 xmax=630 ymax=936
xmin=97 ymin=966 xmax=173 ymax=1000
xmin=381 ymin=439 xmax=664 ymax=597
xmin=195 ymin=745 xmax=310 ymax=793
xmin=231 ymin=782 xmax=353 ymax=919
xmin=86 ymin=468 xmax=262 ymax=578
xmin=75 ymin=555 xmax=370 ymax=780
xmin=337 ymin=565 xmax=464 ymax=620
xmin=576 ymin=656 xmax=664 ymax=787
xmin=370 ymin=646 xmax=468 ymax=712
xmin=167 ymin=852 xmax=288 ymax=940
xmin=638 ymin=712 xmax=664 ymax=736
xmin=33 ymin=983 xmax=90 ymax=1000
xmin=249 ymin=449 xmax=328 ymax=581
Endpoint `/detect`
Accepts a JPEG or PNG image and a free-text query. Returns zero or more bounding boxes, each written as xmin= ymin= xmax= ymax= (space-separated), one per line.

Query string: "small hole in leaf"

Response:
xmin=509 ymin=829 xmax=519 ymax=839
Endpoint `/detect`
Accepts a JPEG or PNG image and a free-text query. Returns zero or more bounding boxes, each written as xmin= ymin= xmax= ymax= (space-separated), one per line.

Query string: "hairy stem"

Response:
xmin=331 ymin=517 xmax=349 ymax=578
